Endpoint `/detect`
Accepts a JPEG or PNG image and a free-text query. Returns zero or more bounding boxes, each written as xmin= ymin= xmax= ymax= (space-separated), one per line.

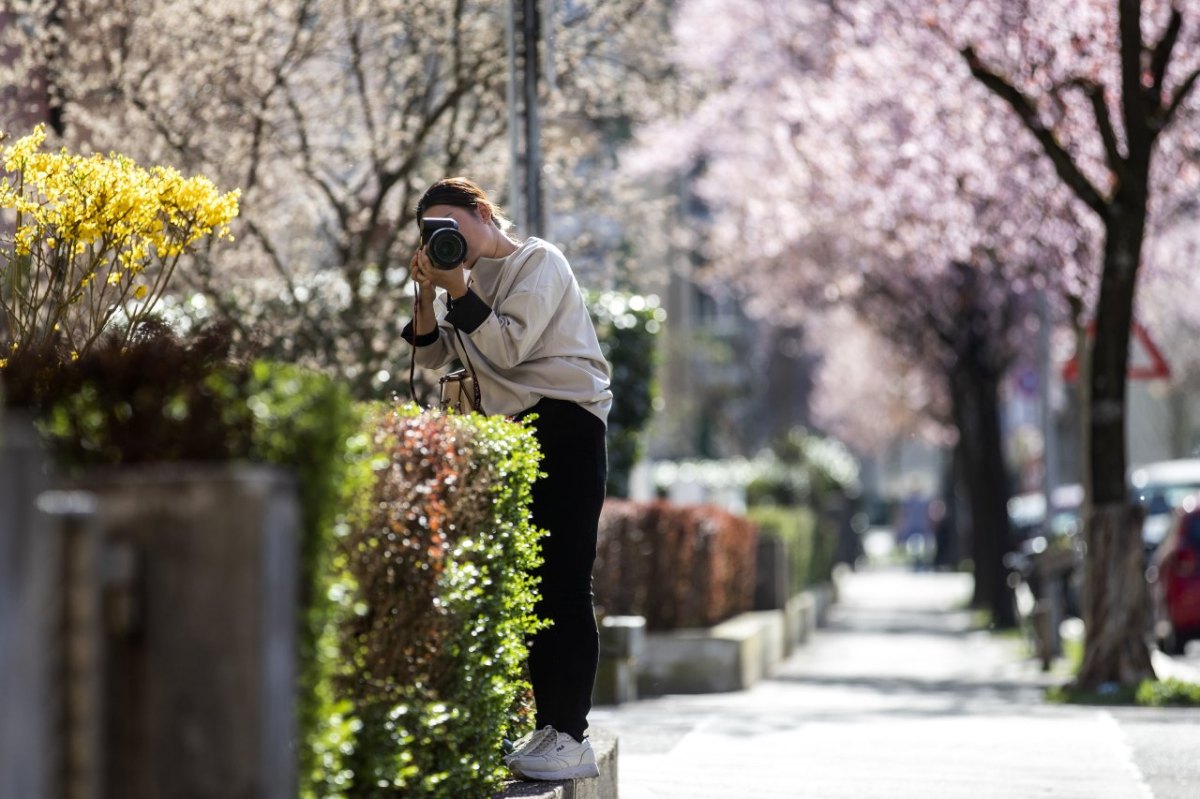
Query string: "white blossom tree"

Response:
xmin=0 ymin=0 xmax=674 ymax=397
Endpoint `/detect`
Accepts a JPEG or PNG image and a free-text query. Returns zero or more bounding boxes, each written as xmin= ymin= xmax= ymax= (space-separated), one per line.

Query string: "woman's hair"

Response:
xmin=415 ymin=177 xmax=512 ymax=232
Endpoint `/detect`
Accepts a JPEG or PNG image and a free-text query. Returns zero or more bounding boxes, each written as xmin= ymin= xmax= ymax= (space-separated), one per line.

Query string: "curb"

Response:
xmin=496 ymin=728 xmax=618 ymax=799
xmin=1151 ymin=649 xmax=1200 ymax=683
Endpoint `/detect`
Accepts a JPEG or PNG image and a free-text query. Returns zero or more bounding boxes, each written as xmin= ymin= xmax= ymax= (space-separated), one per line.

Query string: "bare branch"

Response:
xmin=1162 ymin=66 xmax=1200 ymax=131
xmin=342 ymin=0 xmax=381 ymax=171
xmin=962 ymin=46 xmax=1108 ymax=217
xmin=1069 ymin=77 xmax=1125 ymax=174
xmin=246 ymin=0 xmax=315 ymax=192
xmin=282 ymin=87 xmax=351 ymax=245
xmin=243 ymin=218 xmax=332 ymax=356
xmin=1149 ymin=6 xmax=1183 ymax=103
xmin=1119 ymin=0 xmax=1152 ymax=162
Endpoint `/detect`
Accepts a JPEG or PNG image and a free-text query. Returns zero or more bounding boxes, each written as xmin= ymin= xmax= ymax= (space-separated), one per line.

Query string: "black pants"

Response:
xmin=516 ymin=398 xmax=607 ymax=742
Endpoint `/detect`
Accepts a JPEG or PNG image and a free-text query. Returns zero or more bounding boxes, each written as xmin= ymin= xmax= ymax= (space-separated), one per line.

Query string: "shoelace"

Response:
xmin=508 ymin=726 xmax=549 ymax=756
xmin=520 ymin=727 xmax=565 ymax=758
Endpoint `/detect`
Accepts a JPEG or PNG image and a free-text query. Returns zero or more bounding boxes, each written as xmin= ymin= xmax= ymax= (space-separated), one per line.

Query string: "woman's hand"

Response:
xmin=411 ymin=247 xmax=468 ymax=300
xmin=411 ymin=249 xmax=436 ymax=307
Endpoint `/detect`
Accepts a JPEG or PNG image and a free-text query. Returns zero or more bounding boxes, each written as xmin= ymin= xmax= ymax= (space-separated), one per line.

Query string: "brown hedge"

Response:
xmin=593 ymin=499 xmax=757 ymax=631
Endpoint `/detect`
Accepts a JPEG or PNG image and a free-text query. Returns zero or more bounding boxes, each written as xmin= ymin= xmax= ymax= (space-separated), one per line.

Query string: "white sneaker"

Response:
xmin=507 ymin=727 xmax=599 ymax=781
xmin=502 ymin=725 xmax=554 ymax=759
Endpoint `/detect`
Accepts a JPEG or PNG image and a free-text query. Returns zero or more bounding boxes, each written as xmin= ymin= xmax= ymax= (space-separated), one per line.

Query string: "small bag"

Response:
xmin=439 ymin=367 xmax=482 ymax=414
xmin=438 ymin=327 xmax=484 ymax=413
xmin=407 ymin=283 xmax=484 ymax=414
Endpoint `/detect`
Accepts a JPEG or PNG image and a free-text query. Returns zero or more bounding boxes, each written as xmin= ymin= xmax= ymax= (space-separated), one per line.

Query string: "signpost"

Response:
xmin=1062 ymin=319 xmax=1171 ymax=383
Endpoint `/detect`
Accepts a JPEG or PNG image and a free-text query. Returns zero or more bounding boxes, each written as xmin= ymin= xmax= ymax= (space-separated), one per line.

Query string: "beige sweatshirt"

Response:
xmin=406 ymin=237 xmax=613 ymax=425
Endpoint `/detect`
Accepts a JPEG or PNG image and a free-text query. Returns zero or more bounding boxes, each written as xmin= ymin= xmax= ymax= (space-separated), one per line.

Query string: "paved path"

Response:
xmin=591 ymin=568 xmax=1200 ymax=799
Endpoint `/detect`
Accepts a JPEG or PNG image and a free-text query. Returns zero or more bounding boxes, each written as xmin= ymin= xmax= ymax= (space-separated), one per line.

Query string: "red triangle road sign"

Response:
xmin=1062 ymin=320 xmax=1171 ymax=382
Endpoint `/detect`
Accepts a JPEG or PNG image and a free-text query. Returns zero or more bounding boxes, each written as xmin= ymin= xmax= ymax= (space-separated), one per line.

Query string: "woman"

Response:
xmin=401 ymin=177 xmax=612 ymax=782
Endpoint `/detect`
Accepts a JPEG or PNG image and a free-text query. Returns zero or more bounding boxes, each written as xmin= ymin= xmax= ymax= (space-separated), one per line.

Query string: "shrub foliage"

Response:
xmin=1 ymin=323 xmax=255 ymax=464
xmin=594 ymin=499 xmax=757 ymax=630
xmin=587 ymin=290 xmax=663 ymax=497
xmin=747 ymin=505 xmax=836 ymax=596
xmin=4 ymin=328 xmax=549 ymax=798
xmin=307 ymin=407 xmax=546 ymax=799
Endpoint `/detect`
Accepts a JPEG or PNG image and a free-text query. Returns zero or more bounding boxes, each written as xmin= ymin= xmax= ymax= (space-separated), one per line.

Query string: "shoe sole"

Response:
xmin=512 ymin=763 xmax=600 ymax=781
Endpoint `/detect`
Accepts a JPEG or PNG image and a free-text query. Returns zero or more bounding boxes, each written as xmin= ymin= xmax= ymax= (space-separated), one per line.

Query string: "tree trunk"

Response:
xmin=950 ymin=351 xmax=1017 ymax=629
xmin=1078 ymin=502 xmax=1153 ymax=687
xmin=933 ymin=446 xmax=964 ymax=570
xmin=1076 ymin=207 xmax=1156 ymax=689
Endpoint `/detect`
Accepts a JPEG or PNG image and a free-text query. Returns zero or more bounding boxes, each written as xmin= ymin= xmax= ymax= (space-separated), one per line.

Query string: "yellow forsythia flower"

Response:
xmin=0 ymin=124 xmax=241 ymax=358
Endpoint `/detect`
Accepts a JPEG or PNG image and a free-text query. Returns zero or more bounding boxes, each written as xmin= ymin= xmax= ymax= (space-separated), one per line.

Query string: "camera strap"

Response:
xmin=409 ymin=281 xmax=422 ymax=406
xmin=408 ymin=277 xmax=482 ymax=412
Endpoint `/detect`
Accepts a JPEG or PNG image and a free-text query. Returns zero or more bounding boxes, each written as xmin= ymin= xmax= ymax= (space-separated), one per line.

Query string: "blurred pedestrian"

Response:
xmin=402 ymin=177 xmax=612 ymax=781
xmin=896 ymin=487 xmax=935 ymax=570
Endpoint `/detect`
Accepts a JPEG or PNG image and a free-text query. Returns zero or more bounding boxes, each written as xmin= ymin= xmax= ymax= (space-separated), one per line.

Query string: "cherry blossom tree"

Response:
xmin=634 ymin=0 xmax=1200 ymax=682
xmin=627 ymin=0 xmax=1110 ymax=628
xmin=946 ymin=0 xmax=1200 ymax=688
xmin=807 ymin=308 xmax=948 ymax=457
xmin=1141 ymin=225 xmax=1200 ymax=411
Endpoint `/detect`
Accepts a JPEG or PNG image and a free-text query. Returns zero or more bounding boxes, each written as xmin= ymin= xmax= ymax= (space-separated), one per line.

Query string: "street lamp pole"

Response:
xmin=507 ymin=0 xmax=546 ymax=237
xmin=505 ymin=0 xmax=522 ymax=233
xmin=1039 ymin=292 xmax=1058 ymax=513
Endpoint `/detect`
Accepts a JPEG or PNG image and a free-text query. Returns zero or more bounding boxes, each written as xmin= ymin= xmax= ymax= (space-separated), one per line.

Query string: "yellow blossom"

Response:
xmin=0 ymin=124 xmax=240 ymax=359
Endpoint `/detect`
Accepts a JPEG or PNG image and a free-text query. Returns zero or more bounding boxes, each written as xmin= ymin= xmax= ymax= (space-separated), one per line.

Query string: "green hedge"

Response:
xmin=2 ymin=331 xmax=363 ymax=791
xmin=3 ymin=330 xmax=547 ymax=798
xmin=305 ymin=406 xmax=546 ymax=799
xmin=594 ymin=499 xmax=757 ymax=630
xmin=588 ymin=290 xmax=663 ymax=497
xmin=747 ymin=505 xmax=835 ymax=596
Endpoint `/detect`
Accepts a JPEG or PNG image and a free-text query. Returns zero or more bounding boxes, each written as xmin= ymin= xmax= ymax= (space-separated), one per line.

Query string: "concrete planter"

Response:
xmin=62 ymin=464 xmax=301 ymax=799
xmin=0 ymin=415 xmax=52 ymax=799
xmin=637 ymin=612 xmax=777 ymax=695
xmin=636 ymin=584 xmax=835 ymax=696
xmin=593 ymin=615 xmax=646 ymax=706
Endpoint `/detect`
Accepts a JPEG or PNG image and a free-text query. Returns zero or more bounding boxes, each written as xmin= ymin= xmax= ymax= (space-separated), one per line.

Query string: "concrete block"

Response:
xmin=594 ymin=616 xmax=645 ymax=706
xmin=787 ymin=591 xmax=818 ymax=647
xmin=69 ymin=465 xmax=300 ymax=799
xmin=599 ymin=615 xmax=646 ymax=661
xmin=0 ymin=415 xmax=52 ymax=799
xmin=754 ymin=534 xmax=789 ymax=610
xmin=811 ymin=583 xmax=836 ymax=627
xmin=40 ymin=491 xmax=103 ymax=799
xmin=744 ymin=609 xmax=786 ymax=676
xmin=637 ymin=612 xmax=780 ymax=695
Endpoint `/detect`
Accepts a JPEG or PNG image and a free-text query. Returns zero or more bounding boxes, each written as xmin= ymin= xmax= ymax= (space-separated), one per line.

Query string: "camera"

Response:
xmin=421 ymin=217 xmax=468 ymax=269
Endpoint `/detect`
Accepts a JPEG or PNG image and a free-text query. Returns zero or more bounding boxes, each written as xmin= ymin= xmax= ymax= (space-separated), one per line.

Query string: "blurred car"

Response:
xmin=1130 ymin=459 xmax=1200 ymax=556
xmin=1148 ymin=496 xmax=1200 ymax=654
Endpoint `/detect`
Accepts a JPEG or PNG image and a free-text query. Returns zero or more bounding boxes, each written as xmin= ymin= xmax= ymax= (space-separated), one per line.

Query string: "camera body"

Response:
xmin=421 ymin=217 xmax=468 ymax=269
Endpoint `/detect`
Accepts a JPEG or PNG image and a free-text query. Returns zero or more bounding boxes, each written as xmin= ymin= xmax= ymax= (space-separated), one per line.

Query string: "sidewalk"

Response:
xmin=590 ymin=568 xmax=1200 ymax=799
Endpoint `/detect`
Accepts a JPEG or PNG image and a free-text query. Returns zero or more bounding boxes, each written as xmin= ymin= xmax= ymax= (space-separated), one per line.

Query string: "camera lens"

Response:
xmin=428 ymin=228 xmax=467 ymax=269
